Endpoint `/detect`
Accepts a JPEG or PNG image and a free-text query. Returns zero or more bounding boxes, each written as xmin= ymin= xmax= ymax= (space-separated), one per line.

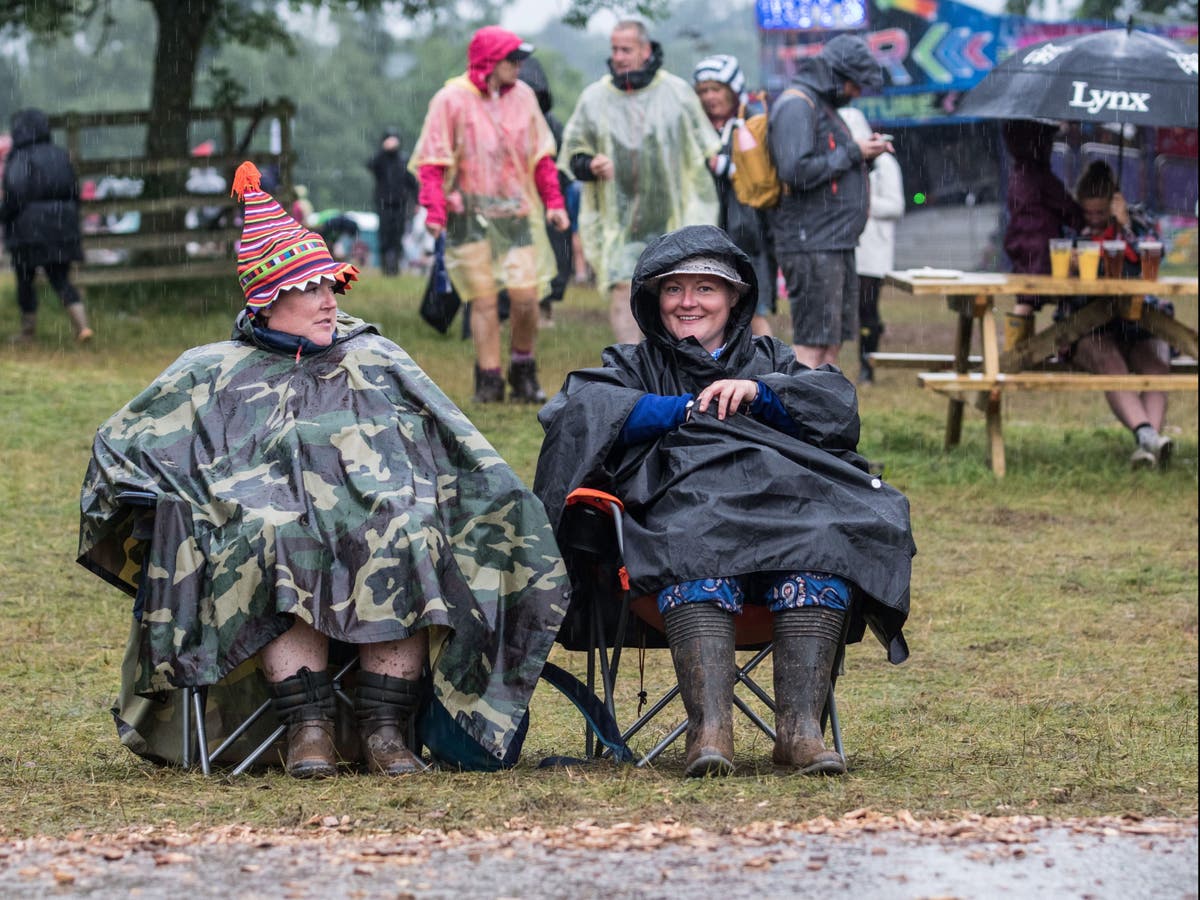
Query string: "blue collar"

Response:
xmin=251 ymin=321 xmax=332 ymax=358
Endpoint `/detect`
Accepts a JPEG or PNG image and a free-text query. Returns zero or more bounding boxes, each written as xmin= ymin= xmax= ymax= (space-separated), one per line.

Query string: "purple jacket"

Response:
xmin=1002 ymin=120 xmax=1083 ymax=275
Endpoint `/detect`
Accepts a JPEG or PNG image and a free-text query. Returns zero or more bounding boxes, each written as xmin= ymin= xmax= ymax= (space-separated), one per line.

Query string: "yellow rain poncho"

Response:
xmin=410 ymin=76 xmax=558 ymax=300
xmin=560 ymin=70 xmax=720 ymax=290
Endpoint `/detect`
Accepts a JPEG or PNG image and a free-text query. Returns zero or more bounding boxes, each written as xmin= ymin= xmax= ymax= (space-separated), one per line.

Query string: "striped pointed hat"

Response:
xmin=231 ymin=161 xmax=358 ymax=309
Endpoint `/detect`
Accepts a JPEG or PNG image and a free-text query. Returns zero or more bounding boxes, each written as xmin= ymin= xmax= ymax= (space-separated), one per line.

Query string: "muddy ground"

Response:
xmin=1 ymin=814 xmax=1195 ymax=899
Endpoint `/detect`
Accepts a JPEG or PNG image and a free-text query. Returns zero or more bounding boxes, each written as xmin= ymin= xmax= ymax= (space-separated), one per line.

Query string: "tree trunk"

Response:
xmin=146 ymin=0 xmax=219 ymax=163
xmin=140 ymin=0 xmax=220 ymax=263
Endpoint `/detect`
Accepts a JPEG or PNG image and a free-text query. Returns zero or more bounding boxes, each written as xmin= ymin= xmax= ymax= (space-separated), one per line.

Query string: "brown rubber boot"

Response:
xmin=664 ymin=603 xmax=735 ymax=777
xmin=66 ymin=302 xmax=94 ymax=343
xmin=772 ymin=606 xmax=847 ymax=775
xmin=1003 ymin=312 xmax=1033 ymax=352
xmin=8 ymin=312 xmax=36 ymax=345
xmin=268 ymin=667 xmax=338 ymax=778
xmin=355 ymin=670 xmax=428 ymax=775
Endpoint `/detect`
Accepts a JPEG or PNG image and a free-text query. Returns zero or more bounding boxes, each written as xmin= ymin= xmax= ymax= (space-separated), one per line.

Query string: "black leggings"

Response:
xmin=14 ymin=261 xmax=81 ymax=314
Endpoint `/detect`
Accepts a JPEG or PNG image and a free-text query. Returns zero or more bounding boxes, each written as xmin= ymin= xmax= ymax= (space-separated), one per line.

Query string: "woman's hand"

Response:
xmin=694 ymin=379 xmax=759 ymax=421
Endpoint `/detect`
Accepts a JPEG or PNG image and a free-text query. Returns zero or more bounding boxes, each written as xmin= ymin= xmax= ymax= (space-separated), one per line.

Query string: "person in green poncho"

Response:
xmin=78 ymin=163 xmax=568 ymax=780
xmin=560 ymin=20 xmax=720 ymax=345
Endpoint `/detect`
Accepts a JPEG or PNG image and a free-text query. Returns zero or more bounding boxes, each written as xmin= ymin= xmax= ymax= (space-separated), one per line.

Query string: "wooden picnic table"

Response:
xmin=882 ymin=271 xmax=1199 ymax=477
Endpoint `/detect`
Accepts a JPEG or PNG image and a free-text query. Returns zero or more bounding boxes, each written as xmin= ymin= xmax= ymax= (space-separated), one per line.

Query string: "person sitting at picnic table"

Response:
xmin=77 ymin=162 xmax=568 ymax=778
xmin=533 ymin=225 xmax=915 ymax=777
xmin=1065 ymin=160 xmax=1173 ymax=469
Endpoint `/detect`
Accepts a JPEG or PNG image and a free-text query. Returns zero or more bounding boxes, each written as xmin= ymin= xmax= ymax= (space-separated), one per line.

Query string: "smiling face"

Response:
xmin=261 ymin=282 xmax=338 ymax=345
xmin=658 ymin=273 xmax=739 ymax=352
xmin=610 ymin=26 xmax=651 ymax=75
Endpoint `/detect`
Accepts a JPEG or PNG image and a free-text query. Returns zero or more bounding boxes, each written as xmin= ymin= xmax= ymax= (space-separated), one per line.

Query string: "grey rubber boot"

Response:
xmin=664 ymin=603 xmax=736 ymax=777
xmin=772 ymin=606 xmax=847 ymax=775
xmin=355 ymin=670 xmax=428 ymax=775
xmin=268 ymin=667 xmax=338 ymax=778
xmin=65 ymin=302 xmax=94 ymax=343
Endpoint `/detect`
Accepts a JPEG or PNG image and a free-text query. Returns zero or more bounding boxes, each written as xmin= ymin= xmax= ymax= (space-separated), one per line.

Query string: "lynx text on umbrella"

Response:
xmin=1068 ymin=81 xmax=1150 ymax=115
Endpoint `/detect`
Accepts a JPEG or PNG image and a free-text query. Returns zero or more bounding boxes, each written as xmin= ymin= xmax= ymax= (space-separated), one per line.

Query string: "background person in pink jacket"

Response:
xmin=410 ymin=26 xmax=569 ymax=403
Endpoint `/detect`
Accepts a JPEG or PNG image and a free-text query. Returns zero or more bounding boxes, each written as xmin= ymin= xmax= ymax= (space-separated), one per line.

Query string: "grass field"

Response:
xmin=0 ymin=273 xmax=1195 ymax=839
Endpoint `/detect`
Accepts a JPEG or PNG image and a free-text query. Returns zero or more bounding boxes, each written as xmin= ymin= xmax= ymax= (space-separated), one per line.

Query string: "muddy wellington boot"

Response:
xmin=268 ymin=667 xmax=338 ymax=778
xmin=772 ymin=606 xmax=847 ymax=776
xmin=355 ymin=671 xmax=428 ymax=775
xmin=66 ymin=302 xmax=94 ymax=343
xmin=664 ymin=603 xmax=736 ymax=777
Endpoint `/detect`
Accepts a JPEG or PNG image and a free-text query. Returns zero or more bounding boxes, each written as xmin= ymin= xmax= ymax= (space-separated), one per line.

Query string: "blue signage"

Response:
xmin=756 ymin=0 xmax=868 ymax=31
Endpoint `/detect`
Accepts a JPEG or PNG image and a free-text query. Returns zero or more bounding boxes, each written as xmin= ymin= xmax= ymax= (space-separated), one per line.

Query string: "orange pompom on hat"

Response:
xmin=231 ymin=161 xmax=358 ymax=309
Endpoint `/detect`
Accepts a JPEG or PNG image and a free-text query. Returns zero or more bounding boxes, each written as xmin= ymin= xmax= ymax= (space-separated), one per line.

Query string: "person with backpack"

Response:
xmin=693 ymin=54 xmax=777 ymax=339
xmin=765 ymin=36 xmax=891 ymax=370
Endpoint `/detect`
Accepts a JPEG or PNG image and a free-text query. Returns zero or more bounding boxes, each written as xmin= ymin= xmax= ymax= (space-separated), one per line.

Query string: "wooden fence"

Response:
xmin=8 ymin=99 xmax=295 ymax=286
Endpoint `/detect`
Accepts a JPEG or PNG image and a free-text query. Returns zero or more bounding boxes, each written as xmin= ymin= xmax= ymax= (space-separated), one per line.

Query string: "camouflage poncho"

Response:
xmin=79 ymin=312 xmax=568 ymax=763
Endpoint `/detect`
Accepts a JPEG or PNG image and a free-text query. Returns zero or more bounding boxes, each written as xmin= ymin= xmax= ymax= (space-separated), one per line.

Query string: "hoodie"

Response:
xmin=766 ymin=36 xmax=882 ymax=253
xmin=0 ymin=108 xmax=82 ymax=266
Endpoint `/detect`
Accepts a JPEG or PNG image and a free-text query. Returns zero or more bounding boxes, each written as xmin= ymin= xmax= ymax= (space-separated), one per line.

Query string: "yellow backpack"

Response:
xmin=730 ymin=88 xmax=814 ymax=210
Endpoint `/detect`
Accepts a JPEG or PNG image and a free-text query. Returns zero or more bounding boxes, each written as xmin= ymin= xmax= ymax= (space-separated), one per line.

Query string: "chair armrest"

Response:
xmin=115 ymin=490 xmax=157 ymax=508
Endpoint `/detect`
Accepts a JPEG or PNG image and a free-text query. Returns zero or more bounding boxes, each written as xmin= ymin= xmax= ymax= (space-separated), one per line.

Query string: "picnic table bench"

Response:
xmin=881 ymin=271 xmax=1199 ymax=476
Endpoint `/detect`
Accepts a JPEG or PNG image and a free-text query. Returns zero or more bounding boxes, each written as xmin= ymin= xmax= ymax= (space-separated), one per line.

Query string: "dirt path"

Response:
xmin=1 ymin=814 xmax=1194 ymax=899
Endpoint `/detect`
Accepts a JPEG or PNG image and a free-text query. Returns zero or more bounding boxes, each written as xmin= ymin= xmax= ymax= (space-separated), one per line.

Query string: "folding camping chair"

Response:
xmin=556 ymin=487 xmax=846 ymax=768
xmin=114 ymin=491 xmax=361 ymax=775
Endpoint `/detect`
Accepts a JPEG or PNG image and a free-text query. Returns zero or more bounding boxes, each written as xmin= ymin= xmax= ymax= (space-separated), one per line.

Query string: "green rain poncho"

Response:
xmin=78 ymin=312 xmax=568 ymax=766
xmin=560 ymin=70 xmax=720 ymax=290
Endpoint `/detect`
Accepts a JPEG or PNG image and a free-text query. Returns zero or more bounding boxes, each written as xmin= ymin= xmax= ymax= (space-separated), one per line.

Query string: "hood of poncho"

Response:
xmin=629 ymin=225 xmax=759 ymax=372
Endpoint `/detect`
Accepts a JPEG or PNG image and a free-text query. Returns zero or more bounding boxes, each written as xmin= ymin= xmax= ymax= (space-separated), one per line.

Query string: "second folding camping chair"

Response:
xmin=555 ymin=487 xmax=847 ymax=768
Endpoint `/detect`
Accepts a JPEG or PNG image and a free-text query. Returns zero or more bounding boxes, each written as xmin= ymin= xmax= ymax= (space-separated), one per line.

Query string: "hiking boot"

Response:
xmin=355 ymin=671 xmax=428 ymax=776
xmin=772 ymin=606 xmax=847 ymax=776
xmin=507 ymin=358 xmax=546 ymax=404
xmin=664 ymin=603 xmax=735 ymax=777
xmin=538 ymin=298 xmax=555 ymax=328
xmin=268 ymin=667 xmax=338 ymax=778
xmin=66 ymin=302 xmax=94 ymax=343
xmin=473 ymin=366 xmax=505 ymax=403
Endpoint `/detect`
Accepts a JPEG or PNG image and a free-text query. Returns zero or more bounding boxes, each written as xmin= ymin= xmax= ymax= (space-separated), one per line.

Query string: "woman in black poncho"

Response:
xmin=534 ymin=224 xmax=915 ymax=777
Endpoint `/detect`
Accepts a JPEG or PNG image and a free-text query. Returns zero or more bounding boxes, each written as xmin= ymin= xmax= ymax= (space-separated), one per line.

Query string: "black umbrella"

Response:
xmin=955 ymin=23 xmax=1198 ymax=129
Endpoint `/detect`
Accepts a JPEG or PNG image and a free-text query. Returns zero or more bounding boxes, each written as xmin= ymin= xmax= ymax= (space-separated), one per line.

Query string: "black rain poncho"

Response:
xmin=534 ymin=225 xmax=914 ymax=660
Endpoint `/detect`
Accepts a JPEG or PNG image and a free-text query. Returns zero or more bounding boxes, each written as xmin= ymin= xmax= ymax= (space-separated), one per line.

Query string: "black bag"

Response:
xmin=419 ymin=234 xmax=461 ymax=333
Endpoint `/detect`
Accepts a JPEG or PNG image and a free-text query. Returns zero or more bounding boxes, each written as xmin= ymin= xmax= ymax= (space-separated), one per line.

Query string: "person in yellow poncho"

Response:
xmin=410 ymin=26 xmax=569 ymax=403
xmin=559 ymin=20 xmax=720 ymax=344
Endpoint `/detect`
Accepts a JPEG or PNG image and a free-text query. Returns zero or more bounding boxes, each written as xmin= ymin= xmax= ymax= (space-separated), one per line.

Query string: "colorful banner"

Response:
xmin=757 ymin=1 xmax=1198 ymax=126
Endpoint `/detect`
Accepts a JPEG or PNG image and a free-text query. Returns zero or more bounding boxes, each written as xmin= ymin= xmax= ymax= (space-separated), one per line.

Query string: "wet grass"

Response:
xmin=0 ymin=275 xmax=1195 ymax=838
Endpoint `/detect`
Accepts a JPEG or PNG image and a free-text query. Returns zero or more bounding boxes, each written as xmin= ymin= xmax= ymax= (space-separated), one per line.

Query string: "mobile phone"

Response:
xmin=877 ymin=133 xmax=895 ymax=142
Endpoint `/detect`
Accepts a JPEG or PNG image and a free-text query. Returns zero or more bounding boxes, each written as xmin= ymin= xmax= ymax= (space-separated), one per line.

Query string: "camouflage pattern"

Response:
xmin=80 ymin=312 xmax=568 ymax=764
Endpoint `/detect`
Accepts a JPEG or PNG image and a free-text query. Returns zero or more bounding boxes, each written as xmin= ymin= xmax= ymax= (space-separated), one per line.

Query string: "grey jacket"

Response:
xmin=766 ymin=57 xmax=869 ymax=254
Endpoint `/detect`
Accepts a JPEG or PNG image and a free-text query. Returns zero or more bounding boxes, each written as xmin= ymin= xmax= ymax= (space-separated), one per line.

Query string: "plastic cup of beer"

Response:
xmin=1076 ymin=240 xmax=1102 ymax=282
xmin=1101 ymin=240 xmax=1126 ymax=278
xmin=1048 ymin=238 xmax=1073 ymax=279
xmin=1138 ymin=240 xmax=1163 ymax=280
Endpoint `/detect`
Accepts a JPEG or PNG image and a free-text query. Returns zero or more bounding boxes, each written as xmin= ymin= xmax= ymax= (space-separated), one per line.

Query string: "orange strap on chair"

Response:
xmin=618 ymin=566 xmax=630 ymax=591
xmin=565 ymin=487 xmax=624 ymax=515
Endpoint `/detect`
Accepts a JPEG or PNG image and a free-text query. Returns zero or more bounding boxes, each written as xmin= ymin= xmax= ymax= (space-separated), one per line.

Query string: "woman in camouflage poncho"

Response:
xmin=79 ymin=164 xmax=568 ymax=777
